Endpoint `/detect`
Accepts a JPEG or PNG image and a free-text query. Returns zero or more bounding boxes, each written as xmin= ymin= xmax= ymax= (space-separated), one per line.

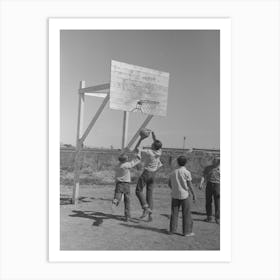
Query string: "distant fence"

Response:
xmin=60 ymin=147 xmax=220 ymax=186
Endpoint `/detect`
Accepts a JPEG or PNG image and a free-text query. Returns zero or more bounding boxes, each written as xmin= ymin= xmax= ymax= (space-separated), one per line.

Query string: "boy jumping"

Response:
xmin=134 ymin=130 xmax=163 ymax=221
xmin=168 ymin=155 xmax=196 ymax=236
xmin=112 ymin=152 xmax=141 ymax=222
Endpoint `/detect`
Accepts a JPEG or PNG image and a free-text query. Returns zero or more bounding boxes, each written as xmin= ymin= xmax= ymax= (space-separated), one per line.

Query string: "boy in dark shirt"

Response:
xmin=199 ymin=158 xmax=220 ymax=224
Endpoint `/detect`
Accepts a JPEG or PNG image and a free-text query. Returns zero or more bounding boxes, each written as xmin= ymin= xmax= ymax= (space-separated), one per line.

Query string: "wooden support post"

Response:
xmin=72 ymin=81 xmax=85 ymax=205
xmin=126 ymin=115 xmax=153 ymax=150
xmin=121 ymin=111 xmax=129 ymax=149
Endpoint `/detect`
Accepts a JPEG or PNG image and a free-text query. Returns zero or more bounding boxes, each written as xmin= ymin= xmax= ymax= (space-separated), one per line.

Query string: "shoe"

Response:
xmin=111 ymin=202 xmax=118 ymax=213
xmin=124 ymin=216 xmax=131 ymax=222
xmin=140 ymin=208 xmax=152 ymax=219
xmin=147 ymin=214 xmax=153 ymax=222
xmin=204 ymin=217 xmax=213 ymax=223
xmin=183 ymin=232 xmax=195 ymax=237
xmin=215 ymin=218 xmax=220 ymax=225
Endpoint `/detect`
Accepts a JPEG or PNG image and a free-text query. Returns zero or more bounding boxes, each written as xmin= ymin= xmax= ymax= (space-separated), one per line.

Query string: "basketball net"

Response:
xmin=131 ymin=99 xmax=160 ymax=115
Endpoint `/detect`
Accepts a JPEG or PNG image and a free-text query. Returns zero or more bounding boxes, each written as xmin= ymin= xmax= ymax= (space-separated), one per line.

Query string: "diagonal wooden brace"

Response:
xmin=125 ymin=115 xmax=153 ymax=150
xmin=80 ymin=93 xmax=110 ymax=143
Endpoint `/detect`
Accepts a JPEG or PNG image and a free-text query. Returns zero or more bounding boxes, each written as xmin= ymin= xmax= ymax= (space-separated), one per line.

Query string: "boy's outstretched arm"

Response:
xmin=124 ymin=152 xmax=142 ymax=169
xmin=133 ymin=131 xmax=148 ymax=152
xmin=125 ymin=157 xmax=141 ymax=169
xmin=187 ymin=180 xmax=196 ymax=202
xmin=133 ymin=137 xmax=143 ymax=153
xmin=151 ymin=131 xmax=157 ymax=142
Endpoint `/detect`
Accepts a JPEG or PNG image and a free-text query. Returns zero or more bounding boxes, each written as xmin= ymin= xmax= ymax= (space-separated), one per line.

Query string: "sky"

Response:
xmin=60 ymin=30 xmax=220 ymax=149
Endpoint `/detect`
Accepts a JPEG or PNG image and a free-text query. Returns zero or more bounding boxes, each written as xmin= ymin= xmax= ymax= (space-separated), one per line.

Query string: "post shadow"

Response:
xmin=119 ymin=223 xmax=169 ymax=235
xmin=69 ymin=210 xmax=124 ymax=226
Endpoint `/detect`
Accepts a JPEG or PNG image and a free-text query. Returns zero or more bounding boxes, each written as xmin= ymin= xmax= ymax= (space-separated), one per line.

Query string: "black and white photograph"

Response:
xmin=50 ymin=18 xmax=231 ymax=259
xmin=1 ymin=1 xmax=280 ymax=279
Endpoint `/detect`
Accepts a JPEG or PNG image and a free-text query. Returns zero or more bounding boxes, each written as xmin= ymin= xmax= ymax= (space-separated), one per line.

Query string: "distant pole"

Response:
xmin=183 ymin=136 xmax=186 ymax=149
xmin=121 ymin=111 xmax=129 ymax=149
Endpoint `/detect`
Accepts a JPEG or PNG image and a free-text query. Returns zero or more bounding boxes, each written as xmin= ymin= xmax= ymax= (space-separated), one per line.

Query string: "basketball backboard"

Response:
xmin=109 ymin=60 xmax=169 ymax=116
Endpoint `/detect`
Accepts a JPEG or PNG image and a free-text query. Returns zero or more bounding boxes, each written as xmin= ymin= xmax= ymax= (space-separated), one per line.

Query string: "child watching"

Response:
xmin=134 ymin=131 xmax=163 ymax=221
xmin=199 ymin=158 xmax=220 ymax=224
xmin=112 ymin=152 xmax=141 ymax=222
xmin=168 ymin=155 xmax=196 ymax=236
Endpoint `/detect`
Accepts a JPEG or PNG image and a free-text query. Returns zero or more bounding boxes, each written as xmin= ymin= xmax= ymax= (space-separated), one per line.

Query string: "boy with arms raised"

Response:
xmin=134 ymin=129 xmax=163 ymax=221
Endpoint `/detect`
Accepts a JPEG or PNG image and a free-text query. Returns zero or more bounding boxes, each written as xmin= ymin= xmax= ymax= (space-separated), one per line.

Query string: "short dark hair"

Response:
xmin=118 ymin=153 xmax=128 ymax=163
xmin=177 ymin=155 xmax=187 ymax=166
xmin=212 ymin=158 xmax=220 ymax=167
xmin=152 ymin=140 xmax=162 ymax=150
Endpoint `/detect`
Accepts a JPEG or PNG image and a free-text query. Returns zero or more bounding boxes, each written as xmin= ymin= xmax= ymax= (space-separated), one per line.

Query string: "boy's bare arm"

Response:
xmin=151 ymin=131 xmax=157 ymax=142
xmin=133 ymin=137 xmax=144 ymax=153
xmin=168 ymin=178 xmax=172 ymax=189
xmin=187 ymin=181 xmax=196 ymax=202
xmin=125 ymin=157 xmax=141 ymax=169
xmin=199 ymin=177 xmax=205 ymax=189
xmin=200 ymin=167 xmax=209 ymax=189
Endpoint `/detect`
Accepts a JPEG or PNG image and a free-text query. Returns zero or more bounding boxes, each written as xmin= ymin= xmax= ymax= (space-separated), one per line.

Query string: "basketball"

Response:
xmin=139 ymin=128 xmax=151 ymax=139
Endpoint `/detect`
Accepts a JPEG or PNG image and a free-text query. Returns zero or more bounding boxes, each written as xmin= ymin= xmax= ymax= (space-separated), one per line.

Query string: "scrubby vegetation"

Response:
xmin=60 ymin=148 xmax=219 ymax=187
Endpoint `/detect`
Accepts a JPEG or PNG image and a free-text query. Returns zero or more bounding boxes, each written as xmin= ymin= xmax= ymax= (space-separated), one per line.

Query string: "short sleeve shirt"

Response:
xmin=203 ymin=165 xmax=220 ymax=184
xmin=141 ymin=148 xmax=163 ymax=172
xmin=115 ymin=158 xmax=140 ymax=183
xmin=169 ymin=167 xmax=192 ymax=199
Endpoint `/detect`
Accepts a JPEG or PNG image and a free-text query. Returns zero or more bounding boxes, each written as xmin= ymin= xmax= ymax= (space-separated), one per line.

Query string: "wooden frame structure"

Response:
xmin=72 ymin=81 xmax=153 ymax=205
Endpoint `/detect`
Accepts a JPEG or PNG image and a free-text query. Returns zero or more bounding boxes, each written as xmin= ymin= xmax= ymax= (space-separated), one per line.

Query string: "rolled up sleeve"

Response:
xmin=123 ymin=158 xmax=140 ymax=169
xmin=184 ymin=170 xmax=192 ymax=181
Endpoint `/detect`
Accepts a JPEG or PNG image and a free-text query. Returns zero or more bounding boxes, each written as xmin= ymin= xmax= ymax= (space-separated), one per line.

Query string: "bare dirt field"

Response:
xmin=60 ymin=184 xmax=220 ymax=250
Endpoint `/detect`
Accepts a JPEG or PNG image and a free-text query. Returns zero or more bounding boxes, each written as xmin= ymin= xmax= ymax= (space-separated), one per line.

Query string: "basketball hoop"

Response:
xmin=131 ymin=99 xmax=160 ymax=114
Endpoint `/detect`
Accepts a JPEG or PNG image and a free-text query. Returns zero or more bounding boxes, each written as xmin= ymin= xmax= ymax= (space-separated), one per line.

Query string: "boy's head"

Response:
xmin=177 ymin=155 xmax=187 ymax=167
xmin=212 ymin=158 xmax=220 ymax=167
xmin=118 ymin=153 xmax=128 ymax=163
xmin=151 ymin=140 xmax=162 ymax=151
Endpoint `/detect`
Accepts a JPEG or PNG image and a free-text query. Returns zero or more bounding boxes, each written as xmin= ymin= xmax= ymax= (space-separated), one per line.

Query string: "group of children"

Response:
xmin=112 ymin=130 xmax=197 ymax=236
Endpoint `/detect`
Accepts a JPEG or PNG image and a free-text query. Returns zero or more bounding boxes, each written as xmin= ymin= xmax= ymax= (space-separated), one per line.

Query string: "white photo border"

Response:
xmin=49 ymin=18 xmax=231 ymax=262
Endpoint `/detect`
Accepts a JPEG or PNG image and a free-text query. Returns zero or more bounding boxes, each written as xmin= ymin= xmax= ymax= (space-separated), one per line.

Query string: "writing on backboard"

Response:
xmin=109 ymin=60 xmax=169 ymax=116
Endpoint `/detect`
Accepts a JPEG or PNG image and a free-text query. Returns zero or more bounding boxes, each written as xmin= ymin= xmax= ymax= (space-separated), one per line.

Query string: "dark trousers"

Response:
xmin=169 ymin=197 xmax=193 ymax=235
xmin=135 ymin=169 xmax=155 ymax=210
xmin=114 ymin=182 xmax=131 ymax=218
xmin=205 ymin=182 xmax=220 ymax=220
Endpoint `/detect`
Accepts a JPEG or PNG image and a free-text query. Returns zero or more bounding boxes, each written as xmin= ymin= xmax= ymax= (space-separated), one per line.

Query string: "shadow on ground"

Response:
xmin=60 ymin=195 xmax=112 ymax=205
xmin=69 ymin=210 xmax=130 ymax=226
xmin=160 ymin=212 xmax=208 ymax=222
xmin=119 ymin=223 xmax=169 ymax=235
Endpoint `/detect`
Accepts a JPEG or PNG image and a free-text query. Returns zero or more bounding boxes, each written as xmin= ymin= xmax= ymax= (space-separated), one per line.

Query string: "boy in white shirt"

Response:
xmin=134 ymin=131 xmax=163 ymax=221
xmin=168 ymin=155 xmax=196 ymax=236
xmin=112 ymin=152 xmax=141 ymax=221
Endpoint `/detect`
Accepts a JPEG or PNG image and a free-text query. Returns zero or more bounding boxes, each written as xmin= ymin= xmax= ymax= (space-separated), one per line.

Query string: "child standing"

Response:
xmin=199 ymin=158 xmax=220 ymax=224
xmin=168 ymin=155 xmax=196 ymax=236
xmin=134 ymin=131 xmax=163 ymax=221
xmin=112 ymin=152 xmax=141 ymax=222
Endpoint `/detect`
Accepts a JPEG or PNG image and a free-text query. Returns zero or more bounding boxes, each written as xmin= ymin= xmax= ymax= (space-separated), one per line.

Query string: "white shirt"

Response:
xmin=140 ymin=148 xmax=163 ymax=172
xmin=115 ymin=158 xmax=140 ymax=183
xmin=169 ymin=166 xmax=192 ymax=199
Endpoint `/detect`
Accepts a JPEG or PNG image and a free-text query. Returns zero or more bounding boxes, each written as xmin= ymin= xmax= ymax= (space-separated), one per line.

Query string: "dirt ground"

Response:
xmin=60 ymin=184 xmax=220 ymax=250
